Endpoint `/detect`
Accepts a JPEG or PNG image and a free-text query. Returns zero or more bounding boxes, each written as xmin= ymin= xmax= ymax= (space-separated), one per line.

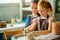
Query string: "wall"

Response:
xmin=55 ymin=0 xmax=60 ymax=21
xmin=0 ymin=3 xmax=20 ymax=23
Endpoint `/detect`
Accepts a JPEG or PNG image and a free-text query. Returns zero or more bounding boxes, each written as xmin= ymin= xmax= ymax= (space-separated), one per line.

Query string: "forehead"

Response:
xmin=31 ymin=3 xmax=37 ymax=7
xmin=38 ymin=6 xmax=47 ymax=10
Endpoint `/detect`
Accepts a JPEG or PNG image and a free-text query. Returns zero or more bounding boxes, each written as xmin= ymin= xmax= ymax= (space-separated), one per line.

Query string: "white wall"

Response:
xmin=0 ymin=0 xmax=20 ymax=23
xmin=0 ymin=0 xmax=20 ymax=3
xmin=0 ymin=3 xmax=20 ymax=23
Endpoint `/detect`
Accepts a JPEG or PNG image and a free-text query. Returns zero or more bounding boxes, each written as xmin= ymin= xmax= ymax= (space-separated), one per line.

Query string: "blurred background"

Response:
xmin=0 ymin=0 xmax=59 ymax=23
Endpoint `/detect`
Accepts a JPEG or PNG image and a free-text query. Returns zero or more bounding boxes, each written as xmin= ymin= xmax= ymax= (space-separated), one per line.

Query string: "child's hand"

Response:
xmin=32 ymin=18 xmax=38 ymax=23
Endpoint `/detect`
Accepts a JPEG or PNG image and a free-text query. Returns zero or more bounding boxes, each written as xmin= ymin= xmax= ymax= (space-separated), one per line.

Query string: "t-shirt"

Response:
xmin=25 ymin=14 xmax=39 ymax=27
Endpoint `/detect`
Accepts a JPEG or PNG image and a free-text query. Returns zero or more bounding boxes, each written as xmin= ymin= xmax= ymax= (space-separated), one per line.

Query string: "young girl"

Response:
xmin=25 ymin=0 xmax=40 ymax=31
xmin=35 ymin=0 xmax=53 ymax=34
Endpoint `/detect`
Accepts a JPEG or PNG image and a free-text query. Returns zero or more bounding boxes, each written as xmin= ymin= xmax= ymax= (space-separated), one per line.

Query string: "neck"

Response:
xmin=32 ymin=13 xmax=38 ymax=17
xmin=41 ymin=15 xmax=48 ymax=19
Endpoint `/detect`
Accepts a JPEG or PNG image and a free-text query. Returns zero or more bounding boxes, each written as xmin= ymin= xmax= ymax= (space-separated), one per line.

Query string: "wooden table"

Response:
xmin=0 ymin=23 xmax=25 ymax=33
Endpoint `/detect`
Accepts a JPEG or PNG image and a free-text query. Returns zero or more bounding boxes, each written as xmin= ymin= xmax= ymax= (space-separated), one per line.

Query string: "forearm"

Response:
xmin=33 ymin=30 xmax=51 ymax=35
xmin=27 ymin=30 xmax=51 ymax=39
xmin=25 ymin=22 xmax=37 ymax=32
xmin=25 ymin=25 xmax=31 ymax=30
xmin=14 ymin=34 xmax=24 ymax=39
xmin=29 ymin=23 xmax=37 ymax=31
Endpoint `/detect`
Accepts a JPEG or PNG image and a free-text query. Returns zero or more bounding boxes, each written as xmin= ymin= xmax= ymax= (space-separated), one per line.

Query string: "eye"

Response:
xmin=35 ymin=8 xmax=37 ymax=9
xmin=31 ymin=7 xmax=33 ymax=9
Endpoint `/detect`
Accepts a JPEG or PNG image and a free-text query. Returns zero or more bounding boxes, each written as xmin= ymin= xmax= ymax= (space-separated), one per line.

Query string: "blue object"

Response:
xmin=0 ymin=33 xmax=4 ymax=40
xmin=22 ymin=18 xmax=26 ymax=23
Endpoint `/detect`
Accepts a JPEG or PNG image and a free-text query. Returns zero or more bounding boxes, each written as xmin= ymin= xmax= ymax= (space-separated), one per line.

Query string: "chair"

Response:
xmin=4 ymin=29 xmax=24 ymax=40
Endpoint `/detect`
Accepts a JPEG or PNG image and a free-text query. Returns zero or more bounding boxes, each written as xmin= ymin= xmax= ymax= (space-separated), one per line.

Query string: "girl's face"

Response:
xmin=31 ymin=3 xmax=38 ymax=14
xmin=38 ymin=6 xmax=48 ymax=17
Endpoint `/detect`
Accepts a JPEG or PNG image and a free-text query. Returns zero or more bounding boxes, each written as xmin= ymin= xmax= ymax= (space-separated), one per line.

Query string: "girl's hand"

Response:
xmin=32 ymin=18 xmax=38 ymax=23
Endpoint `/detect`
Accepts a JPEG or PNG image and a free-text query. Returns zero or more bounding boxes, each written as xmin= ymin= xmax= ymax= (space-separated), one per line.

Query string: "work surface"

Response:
xmin=0 ymin=23 xmax=25 ymax=33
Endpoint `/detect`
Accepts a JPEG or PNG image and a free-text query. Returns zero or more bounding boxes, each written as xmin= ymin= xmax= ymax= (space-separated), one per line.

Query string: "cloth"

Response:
xmin=25 ymin=14 xmax=39 ymax=27
xmin=38 ymin=15 xmax=49 ymax=30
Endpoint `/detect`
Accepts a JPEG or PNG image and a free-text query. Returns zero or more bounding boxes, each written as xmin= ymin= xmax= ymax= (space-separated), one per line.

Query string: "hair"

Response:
xmin=32 ymin=0 xmax=39 ymax=4
xmin=38 ymin=0 xmax=52 ymax=12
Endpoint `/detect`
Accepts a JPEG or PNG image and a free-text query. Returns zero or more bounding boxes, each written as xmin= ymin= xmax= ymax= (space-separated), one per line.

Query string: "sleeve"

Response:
xmin=25 ymin=15 xmax=31 ymax=27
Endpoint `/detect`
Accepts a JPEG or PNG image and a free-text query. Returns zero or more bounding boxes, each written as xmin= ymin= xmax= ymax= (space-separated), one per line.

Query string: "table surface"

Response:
xmin=35 ymin=33 xmax=60 ymax=40
xmin=12 ymin=33 xmax=60 ymax=40
xmin=22 ymin=7 xmax=31 ymax=11
xmin=0 ymin=23 xmax=25 ymax=33
xmin=11 ymin=36 xmax=27 ymax=40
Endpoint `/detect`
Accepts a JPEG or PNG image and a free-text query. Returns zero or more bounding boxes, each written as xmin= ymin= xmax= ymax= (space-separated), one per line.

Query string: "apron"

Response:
xmin=38 ymin=16 xmax=49 ymax=31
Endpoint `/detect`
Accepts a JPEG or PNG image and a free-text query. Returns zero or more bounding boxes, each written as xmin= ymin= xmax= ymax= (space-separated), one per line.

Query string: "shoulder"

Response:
xmin=33 ymin=17 xmax=40 ymax=21
xmin=36 ymin=17 xmax=40 ymax=20
xmin=27 ymin=15 xmax=31 ymax=17
xmin=49 ymin=17 xmax=56 ymax=22
xmin=27 ymin=15 xmax=32 ymax=18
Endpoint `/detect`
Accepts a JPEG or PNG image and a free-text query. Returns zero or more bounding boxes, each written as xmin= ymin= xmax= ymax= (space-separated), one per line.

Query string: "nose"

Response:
xmin=39 ymin=11 xmax=44 ymax=15
xmin=32 ymin=8 xmax=35 ymax=11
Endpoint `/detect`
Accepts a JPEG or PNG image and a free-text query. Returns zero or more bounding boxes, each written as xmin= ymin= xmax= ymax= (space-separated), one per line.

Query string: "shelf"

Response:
xmin=22 ymin=7 xmax=31 ymax=11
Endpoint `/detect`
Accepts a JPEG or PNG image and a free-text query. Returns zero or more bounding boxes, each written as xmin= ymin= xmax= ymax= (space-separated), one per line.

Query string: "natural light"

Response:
xmin=0 ymin=0 xmax=31 ymax=3
xmin=0 ymin=0 xmax=20 ymax=3
xmin=25 ymin=0 xmax=31 ymax=3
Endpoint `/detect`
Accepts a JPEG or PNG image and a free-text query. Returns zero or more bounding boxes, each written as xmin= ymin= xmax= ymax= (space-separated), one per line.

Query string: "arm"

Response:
xmin=25 ymin=21 xmax=37 ymax=32
xmin=25 ymin=18 xmax=38 ymax=32
xmin=27 ymin=30 xmax=51 ymax=38
xmin=34 ymin=17 xmax=53 ymax=35
xmin=27 ymin=22 xmax=37 ymax=31
xmin=25 ymin=15 xmax=31 ymax=27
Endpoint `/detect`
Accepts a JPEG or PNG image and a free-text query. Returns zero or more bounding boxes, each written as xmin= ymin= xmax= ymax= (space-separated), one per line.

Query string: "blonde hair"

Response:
xmin=38 ymin=0 xmax=52 ymax=12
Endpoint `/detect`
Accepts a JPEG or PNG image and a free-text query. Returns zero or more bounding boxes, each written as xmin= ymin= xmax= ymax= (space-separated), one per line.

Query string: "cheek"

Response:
xmin=41 ymin=12 xmax=45 ymax=15
xmin=39 ymin=11 xmax=45 ymax=16
xmin=44 ymin=11 xmax=48 ymax=15
xmin=33 ymin=9 xmax=38 ymax=13
xmin=42 ymin=12 xmax=47 ymax=15
xmin=35 ymin=9 xmax=38 ymax=12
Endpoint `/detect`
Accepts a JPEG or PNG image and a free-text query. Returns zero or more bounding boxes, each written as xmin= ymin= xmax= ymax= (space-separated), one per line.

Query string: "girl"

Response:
xmin=25 ymin=0 xmax=40 ymax=31
xmin=35 ymin=0 xmax=53 ymax=34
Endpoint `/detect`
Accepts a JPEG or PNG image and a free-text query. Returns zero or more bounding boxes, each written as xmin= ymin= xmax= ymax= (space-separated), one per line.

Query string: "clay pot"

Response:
xmin=52 ymin=22 xmax=60 ymax=35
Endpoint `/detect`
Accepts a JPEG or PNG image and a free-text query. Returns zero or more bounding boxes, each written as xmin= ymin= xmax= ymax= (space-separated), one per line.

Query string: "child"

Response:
xmin=25 ymin=0 xmax=40 ymax=31
xmin=36 ymin=0 xmax=53 ymax=33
